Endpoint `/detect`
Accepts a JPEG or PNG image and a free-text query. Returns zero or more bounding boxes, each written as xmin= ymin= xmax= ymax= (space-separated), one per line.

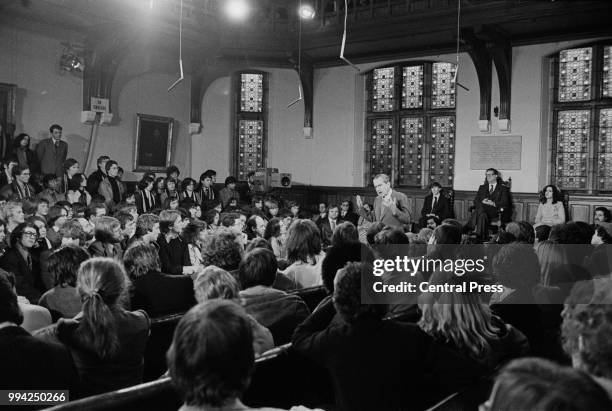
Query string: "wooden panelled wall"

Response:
xmin=271 ymin=186 xmax=612 ymax=224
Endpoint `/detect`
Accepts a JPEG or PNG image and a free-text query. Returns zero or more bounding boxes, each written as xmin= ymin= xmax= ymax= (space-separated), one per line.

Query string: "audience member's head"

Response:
xmin=285 ymin=219 xmax=322 ymax=264
xmin=76 ymin=257 xmax=129 ymax=359
xmin=492 ymin=242 xmax=540 ymax=290
xmin=159 ymin=210 xmax=182 ymax=236
xmin=593 ymin=206 xmax=612 ymax=226
xmin=366 ymin=222 xmax=385 ymax=245
xmin=200 ymin=229 xmax=243 ymax=272
xmin=239 ymin=248 xmax=278 ymax=289
xmin=534 ymin=225 xmax=551 ymax=243
xmin=331 ymin=221 xmax=359 ymax=247
xmin=484 ymin=357 xmax=612 ymax=411
xmin=431 ymin=224 xmax=461 ymax=245
xmin=59 ymin=218 xmax=89 ymax=246
xmin=245 ymin=237 xmax=273 ymax=253
xmin=167 ymin=300 xmax=254 ymax=409
xmin=94 ymin=216 xmax=122 ymax=244
xmin=124 ymin=242 xmax=161 ymax=279
xmin=333 ymin=262 xmax=385 ymax=324
xmin=322 ymin=242 xmax=370 ymax=293
xmin=194 ymin=266 xmax=240 ymax=303
xmin=48 ymin=246 xmax=89 ymax=287
xmin=374 ymin=227 xmax=409 ymax=245
xmin=562 ymin=279 xmax=612 ymax=380
xmin=135 ymin=213 xmax=160 ymax=243
xmin=592 ymin=223 xmax=612 ymax=245
xmin=505 ymin=221 xmax=535 ymax=244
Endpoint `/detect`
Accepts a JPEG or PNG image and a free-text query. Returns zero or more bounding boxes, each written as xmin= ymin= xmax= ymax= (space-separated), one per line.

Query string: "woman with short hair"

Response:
xmin=35 ymin=257 xmax=150 ymax=396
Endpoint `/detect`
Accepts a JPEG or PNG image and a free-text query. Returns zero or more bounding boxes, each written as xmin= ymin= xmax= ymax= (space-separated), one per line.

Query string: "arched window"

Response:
xmin=365 ymin=61 xmax=457 ymax=187
xmin=231 ymin=71 xmax=269 ymax=180
xmin=550 ymin=42 xmax=612 ymax=193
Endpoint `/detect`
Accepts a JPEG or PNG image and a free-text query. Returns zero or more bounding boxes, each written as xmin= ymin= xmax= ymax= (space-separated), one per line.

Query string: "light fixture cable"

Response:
xmin=168 ymin=0 xmax=184 ymax=92
xmin=340 ymin=0 xmax=360 ymax=72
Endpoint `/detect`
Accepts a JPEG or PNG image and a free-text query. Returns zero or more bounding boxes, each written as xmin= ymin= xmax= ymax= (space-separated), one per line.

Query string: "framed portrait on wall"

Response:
xmin=134 ymin=113 xmax=174 ymax=172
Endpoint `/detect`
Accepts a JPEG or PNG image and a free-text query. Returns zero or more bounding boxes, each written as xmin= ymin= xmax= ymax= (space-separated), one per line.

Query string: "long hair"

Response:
xmin=419 ymin=271 xmax=501 ymax=359
xmin=124 ymin=242 xmax=161 ymax=278
xmin=13 ymin=133 xmax=30 ymax=149
xmin=285 ymin=219 xmax=322 ymax=264
xmin=539 ymin=184 xmax=562 ymax=204
xmin=76 ymin=257 xmax=129 ymax=359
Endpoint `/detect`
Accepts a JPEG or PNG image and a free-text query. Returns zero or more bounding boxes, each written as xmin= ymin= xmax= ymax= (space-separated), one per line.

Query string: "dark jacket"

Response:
xmin=87 ymin=241 xmax=123 ymax=260
xmin=12 ymin=147 xmax=39 ymax=173
xmin=131 ymin=270 xmax=196 ymax=316
xmin=35 ymin=138 xmax=68 ymax=177
xmin=86 ymin=169 xmax=106 ymax=197
xmin=240 ymin=285 xmax=310 ymax=345
xmin=134 ymin=190 xmax=158 ymax=215
xmin=0 ymin=181 xmax=37 ymax=201
xmin=35 ymin=310 xmax=150 ymax=397
xmin=421 ymin=193 xmax=452 ymax=222
xmin=0 ymin=326 xmax=78 ymax=392
xmin=292 ymin=299 xmax=486 ymax=411
xmin=339 ymin=211 xmax=359 ymax=226
xmin=473 ymin=182 xmax=512 ymax=222
xmin=157 ymin=235 xmax=189 ymax=276
xmin=0 ymin=247 xmax=41 ymax=302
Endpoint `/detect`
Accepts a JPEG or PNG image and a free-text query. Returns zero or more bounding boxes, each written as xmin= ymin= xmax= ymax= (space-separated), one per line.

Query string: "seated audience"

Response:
xmin=319 ymin=204 xmax=340 ymax=247
xmin=562 ymin=279 xmax=612 ymax=397
xmin=0 ymin=165 xmax=36 ymax=200
xmin=167 ymin=300 xmax=319 ymax=411
xmin=292 ymin=262 xmax=485 ymax=411
xmin=0 ymin=222 xmax=42 ymax=302
xmin=331 ymin=221 xmax=359 ymax=247
xmin=88 ymin=216 xmax=124 ymax=259
xmin=124 ymin=242 xmax=195 ymax=316
xmin=535 ymin=224 xmax=551 ymax=244
xmin=179 ymin=177 xmax=200 ymax=204
xmin=35 ymin=257 xmax=150 ymax=397
xmin=0 ymin=270 xmax=77 ymax=392
xmin=505 ymin=221 xmax=535 ymax=244
xmin=183 ymin=220 xmax=205 ymax=268
xmin=193 ymin=266 xmax=273 ymax=355
xmin=339 ymin=199 xmax=359 ymax=226
xmin=59 ymin=218 xmax=89 ymax=248
xmin=46 ymin=204 xmax=69 ymax=248
xmin=535 ymin=184 xmax=565 ymax=227
xmin=264 ymin=217 xmax=285 ymax=260
xmin=239 ymin=248 xmax=309 ymax=345
xmin=135 ymin=175 xmax=157 ymax=214
xmin=38 ymin=246 xmax=89 ymax=320
xmin=219 ymin=176 xmax=240 ymax=209
xmin=98 ymin=160 xmax=125 ymax=209
xmin=37 ymin=174 xmax=64 ymax=206
xmin=3 ymin=201 xmax=26 ymax=236
xmin=245 ymin=214 xmax=267 ymax=241
xmin=482 ymin=357 xmax=612 ymax=410
xmin=283 ymin=219 xmax=325 ymax=289
xmin=161 ymin=177 xmax=180 ymax=208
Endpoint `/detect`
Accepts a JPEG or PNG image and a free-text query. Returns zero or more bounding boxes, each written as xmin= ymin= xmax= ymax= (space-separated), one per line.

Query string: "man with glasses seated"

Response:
xmin=0 ymin=166 xmax=36 ymax=201
xmin=465 ymin=168 xmax=510 ymax=239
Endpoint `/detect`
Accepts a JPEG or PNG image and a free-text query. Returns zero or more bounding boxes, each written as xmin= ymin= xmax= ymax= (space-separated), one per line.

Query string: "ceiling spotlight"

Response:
xmin=225 ymin=0 xmax=249 ymax=21
xmin=299 ymin=4 xmax=315 ymax=19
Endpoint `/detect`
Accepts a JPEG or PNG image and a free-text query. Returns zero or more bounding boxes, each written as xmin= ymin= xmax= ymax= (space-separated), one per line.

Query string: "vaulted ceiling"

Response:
xmin=1 ymin=0 xmax=611 ymax=70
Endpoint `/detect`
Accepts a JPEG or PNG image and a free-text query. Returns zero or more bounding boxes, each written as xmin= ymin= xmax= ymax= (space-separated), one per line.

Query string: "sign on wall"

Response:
xmin=470 ymin=135 xmax=522 ymax=170
xmin=90 ymin=97 xmax=109 ymax=113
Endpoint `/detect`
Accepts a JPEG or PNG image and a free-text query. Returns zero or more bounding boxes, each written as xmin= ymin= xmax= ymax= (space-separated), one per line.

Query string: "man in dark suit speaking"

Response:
xmin=419 ymin=182 xmax=451 ymax=228
xmin=370 ymin=173 xmax=411 ymax=229
xmin=466 ymin=168 xmax=511 ymax=238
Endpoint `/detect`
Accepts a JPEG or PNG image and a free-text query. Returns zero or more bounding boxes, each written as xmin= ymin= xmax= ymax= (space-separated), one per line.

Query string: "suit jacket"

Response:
xmin=98 ymin=178 xmax=126 ymax=208
xmin=0 ymin=326 xmax=78 ymax=392
xmin=373 ymin=189 xmax=411 ymax=228
xmin=35 ymin=138 xmax=68 ymax=177
xmin=0 ymin=247 xmax=41 ymax=302
xmin=474 ymin=182 xmax=511 ymax=222
xmin=319 ymin=218 xmax=339 ymax=247
xmin=339 ymin=211 xmax=359 ymax=226
xmin=135 ymin=190 xmax=158 ymax=214
xmin=421 ymin=193 xmax=452 ymax=221
xmin=292 ymin=299 xmax=485 ymax=411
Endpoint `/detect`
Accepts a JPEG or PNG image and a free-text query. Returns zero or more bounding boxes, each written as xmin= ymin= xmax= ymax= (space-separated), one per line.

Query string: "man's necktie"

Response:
xmin=432 ymin=196 xmax=438 ymax=212
xmin=489 ymin=185 xmax=494 ymax=194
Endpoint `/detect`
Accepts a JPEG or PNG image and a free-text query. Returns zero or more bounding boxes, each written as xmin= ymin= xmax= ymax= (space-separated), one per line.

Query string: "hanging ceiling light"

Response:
xmin=225 ymin=0 xmax=250 ymax=21
xmin=299 ymin=3 xmax=315 ymax=19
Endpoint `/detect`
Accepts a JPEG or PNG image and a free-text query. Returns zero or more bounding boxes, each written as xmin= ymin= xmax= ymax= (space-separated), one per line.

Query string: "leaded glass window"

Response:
xmin=240 ymin=73 xmax=263 ymax=112
xmin=366 ymin=62 xmax=456 ymax=187
xmin=432 ymin=62 xmax=456 ymax=108
xmin=551 ymin=43 xmax=612 ymax=193
xmin=555 ymin=110 xmax=589 ymax=190
xmin=370 ymin=119 xmax=394 ymax=177
xmin=558 ymin=47 xmax=592 ymax=102
xmin=233 ymin=72 xmax=267 ymax=180
xmin=598 ymin=108 xmax=612 ymax=190
xmin=372 ymin=67 xmax=395 ymax=112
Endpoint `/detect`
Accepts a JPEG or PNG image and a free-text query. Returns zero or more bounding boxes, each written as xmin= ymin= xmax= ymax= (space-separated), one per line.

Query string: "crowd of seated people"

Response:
xmin=0 ymin=139 xmax=612 ymax=410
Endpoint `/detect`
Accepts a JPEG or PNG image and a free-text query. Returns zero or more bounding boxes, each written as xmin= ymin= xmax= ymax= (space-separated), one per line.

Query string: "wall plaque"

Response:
xmin=470 ymin=135 xmax=522 ymax=170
